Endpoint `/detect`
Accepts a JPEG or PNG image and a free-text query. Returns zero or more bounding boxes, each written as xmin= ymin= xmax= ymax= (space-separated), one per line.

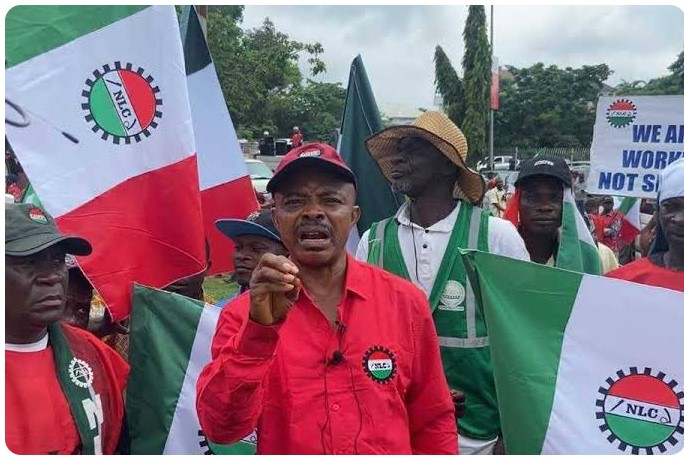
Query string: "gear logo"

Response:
xmin=28 ymin=207 xmax=48 ymax=224
xmin=82 ymin=62 xmax=162 ymax=144
xmin=363 ymin=345 xmax=396 ymax=384
xmin=606 ymin=99 xmax=637 ymax=128
xmin=68 ymin=357 xmax=94 ymax=389
xmin=596 ymin=367 xmax=684 ymax=454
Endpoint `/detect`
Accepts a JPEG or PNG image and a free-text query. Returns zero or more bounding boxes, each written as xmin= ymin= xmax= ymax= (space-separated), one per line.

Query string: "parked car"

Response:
xmin=476 ymin=155 xmax=519 ymax=172
xmin=245 ymin=158 xmax=275 ymax=208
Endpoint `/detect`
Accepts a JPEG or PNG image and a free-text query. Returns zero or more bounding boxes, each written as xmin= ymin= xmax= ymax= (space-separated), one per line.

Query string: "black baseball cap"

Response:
xmin=5 ymin=203 xmax=92 ymax=257
xmin=216 ymin=209 xmax=282 ymax=244
xmin=515 ymin=154 xmax=572 ymax=188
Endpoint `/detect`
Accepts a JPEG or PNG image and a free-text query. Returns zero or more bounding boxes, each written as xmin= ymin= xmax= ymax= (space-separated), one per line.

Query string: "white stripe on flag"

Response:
xmin=604 ymin=395 xmax=678 ymax=427
xmin=186 ymin=62 xmax=248 ymax=191
xmin=163 ymin=303 xmax=221 ymax=454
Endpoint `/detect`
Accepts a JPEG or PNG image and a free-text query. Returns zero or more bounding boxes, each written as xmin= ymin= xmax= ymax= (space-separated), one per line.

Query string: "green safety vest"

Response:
xmin=367 ymin=202 xmax=500 ymax=440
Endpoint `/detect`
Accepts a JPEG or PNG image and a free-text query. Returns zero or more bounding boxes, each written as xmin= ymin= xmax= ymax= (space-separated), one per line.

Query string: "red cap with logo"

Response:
xmin=267 ymin=142 xmax=357 ymax=193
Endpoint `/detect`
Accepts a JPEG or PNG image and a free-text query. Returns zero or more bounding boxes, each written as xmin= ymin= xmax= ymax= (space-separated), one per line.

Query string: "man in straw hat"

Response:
xmin=197 ymin=143 xmax=457 ymax=454
xmin=356 ymin=111 xmax=529 ymax=454
xmin=607 ymin=158 xmax=684 ymax=291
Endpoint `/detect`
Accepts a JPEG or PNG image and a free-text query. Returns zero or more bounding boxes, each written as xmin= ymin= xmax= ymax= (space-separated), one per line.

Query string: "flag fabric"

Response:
xmin=461 ymin=249 xmax=684 ymax=455
xmin=613 ymin=196 xmax=642 ymax=246
xmin=5 ymin=6 xmax=205 ymax=320
xmin=127 ymin=284 xmax=257 ymax=454
xmin=337 ymin=55 xmax=402 ymax=253
xmin=180 ymin=6 xmax=259 ymax=275
xmin=20 ymin=182 xmax=42 ymax=207
xmin=503 ymin=187 xmax=602 ymax=274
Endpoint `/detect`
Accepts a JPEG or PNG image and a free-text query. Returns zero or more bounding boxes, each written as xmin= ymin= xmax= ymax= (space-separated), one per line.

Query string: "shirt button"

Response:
xmin=422 ymin=243 xmax=428 ymax=249
xmin=332 ymin=403 xmax=340 ymax=412
xmin=425 ymin=229 xmax=430 ymax=233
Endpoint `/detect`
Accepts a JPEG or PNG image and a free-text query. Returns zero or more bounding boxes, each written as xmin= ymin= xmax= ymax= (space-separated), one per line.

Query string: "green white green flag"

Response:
xmin=461 ymin=250 xmax=684 ymax=455
xmin=127 ymin=284 xmax=256 ymax=454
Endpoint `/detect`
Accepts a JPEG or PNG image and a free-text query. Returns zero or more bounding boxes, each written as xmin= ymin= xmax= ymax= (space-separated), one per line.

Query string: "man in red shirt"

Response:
xmin=607 ymin=159 xmax=684 ymax=291
xmin=5 ymin=203 xmax=129 ymax=454
xmin=291 ymin=126 xmax=303 ymax=149
xmin=196 ymin=143 xmax=457 ymax=454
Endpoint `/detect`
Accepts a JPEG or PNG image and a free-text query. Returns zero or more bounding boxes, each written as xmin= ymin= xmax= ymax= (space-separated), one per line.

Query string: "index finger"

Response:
xmin=257 ymin=253 xmax=299 ymax=275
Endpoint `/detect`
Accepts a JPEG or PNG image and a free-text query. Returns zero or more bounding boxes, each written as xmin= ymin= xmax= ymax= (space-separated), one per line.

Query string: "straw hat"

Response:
xmin=365 ymin=111 xmax=485 ymax=203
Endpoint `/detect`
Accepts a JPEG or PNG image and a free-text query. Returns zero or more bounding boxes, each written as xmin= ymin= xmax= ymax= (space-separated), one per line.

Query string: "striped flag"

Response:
xmin=613 ymin=196 xmax=642 ymax=246
xmin=127 ymin=285 xmax=256 ymax=454
xmin=180 ymin=6 xmax=259 ymax=275
xmin=20 ymin=182 xmax=42 ymax=207
xmin=504 ymin=187 xmax=602 ymax=274
xmin=461 ymin=249 xmax=684 ymax=455
xmin=5 ymin=6 xmax=205 ymax=320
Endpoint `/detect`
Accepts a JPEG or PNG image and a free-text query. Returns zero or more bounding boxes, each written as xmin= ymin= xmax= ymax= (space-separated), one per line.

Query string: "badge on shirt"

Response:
xmin=437 ymin=280 xmax=466 ymax=312
xmin=363 ymin=346 xmax=396 ymax=384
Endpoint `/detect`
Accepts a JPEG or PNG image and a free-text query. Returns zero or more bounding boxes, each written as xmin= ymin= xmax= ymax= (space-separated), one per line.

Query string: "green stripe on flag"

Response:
xmin=460 ymin=249 xmax=583 ymax=454
xmin=127 ymin=284 xmax=204 ymax=454
xmin=89 ymin=79 xmax=127 ymax=137
xmin=604 ymin=414 xmax=675 ymax=448
xmin=179 ymin=6 xmax=212 ymax=75
xmin=617 ymin=196 xmax=638 ymax=215
xmin=6 ymin=5 xmax=148 ymax=68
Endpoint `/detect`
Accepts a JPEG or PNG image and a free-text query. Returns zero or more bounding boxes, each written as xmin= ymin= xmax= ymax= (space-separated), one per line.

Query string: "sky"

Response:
xmin=241 ymin=5 xmax=684 ymax=111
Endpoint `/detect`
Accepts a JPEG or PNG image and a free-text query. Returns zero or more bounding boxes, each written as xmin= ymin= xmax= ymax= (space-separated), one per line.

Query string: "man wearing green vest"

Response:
xmin=356 ymin=111 xmax=530 ymax=454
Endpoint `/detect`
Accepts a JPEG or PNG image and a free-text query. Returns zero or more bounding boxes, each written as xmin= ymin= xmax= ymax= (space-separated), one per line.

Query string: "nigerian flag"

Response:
xmin=127 ymin=285 xmax=256 ymax=454
xmin=461 ymin=250 xmax=684 ymax=455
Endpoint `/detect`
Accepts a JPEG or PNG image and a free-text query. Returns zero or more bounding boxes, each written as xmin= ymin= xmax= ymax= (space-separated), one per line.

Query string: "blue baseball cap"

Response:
xmin=215 ymin=209 xmax=281 ymax=243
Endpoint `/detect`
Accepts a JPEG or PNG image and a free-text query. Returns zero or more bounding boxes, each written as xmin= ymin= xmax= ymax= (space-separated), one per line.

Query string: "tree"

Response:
xmin=461 ymin=6 xmax=491 ymax=167
xmin=614 ymin=48 xmax=684 ymax=96
xmin=434 ymin=45 xmax=465 ymax=126
xmin=495 ymin=63 xmax=612 ymax=148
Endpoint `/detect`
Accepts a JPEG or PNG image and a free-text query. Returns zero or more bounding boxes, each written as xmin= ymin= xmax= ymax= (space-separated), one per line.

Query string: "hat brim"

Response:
xmin=266 ymin=157 xmax=356 ymax=194
xmin=515 ymin=172 xmax=572 ymax=188
xmin=5 ymin=233 xmax=92 ymax=257
xmin=365 ymin=125 xmax=485 ymax=203
xmin=215 ymin=219 xmax=281 ymax=243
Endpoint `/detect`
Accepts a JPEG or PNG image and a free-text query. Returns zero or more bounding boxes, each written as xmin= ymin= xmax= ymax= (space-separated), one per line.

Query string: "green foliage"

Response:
xmin=461 ymin=6 xmax=491 ymax=166
xmin=614 ymin=48 xmax=684 ymax=96
xmin=193 ymin=8 xmax=337 ymax=140
xmin=495 ymin=63 xmax=612 ymax=148
xmin=434 ymin=45 xmax=464 ymax=125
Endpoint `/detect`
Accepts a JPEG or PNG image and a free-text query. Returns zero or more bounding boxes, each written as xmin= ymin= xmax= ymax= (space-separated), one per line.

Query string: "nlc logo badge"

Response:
xmin=363 ymin=346 xmax=396 ymax=384
xmin=82 ymin=62 xmax=162 ymax=144
xmin=606 ymin=99 xmax=637 ymax=128
xmin=596 ymin=367 xmax=684 ymax=454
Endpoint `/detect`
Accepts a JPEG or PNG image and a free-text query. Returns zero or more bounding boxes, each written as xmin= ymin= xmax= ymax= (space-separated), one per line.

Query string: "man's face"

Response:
xmin=5 ymin=245 xmax=68 ymax=333
xmin=519 ymin=177 xmax=564 ymax=237
xmin=496 ymin=179 xmax=504 ymax=191
xmin=233 ymin=234 xmax=287 ymax=286
xmin=63 ymin=269 xmax=93 ymax=330
xmin=602 ymin=197 xmax=614 ymax=213
xmin=273 ymin=167 xmax=359 ymax=268
xmin=387 ymin=136 xmax=457 ymax=197
xmin=660 ymin=197 xmax=684 ymax=249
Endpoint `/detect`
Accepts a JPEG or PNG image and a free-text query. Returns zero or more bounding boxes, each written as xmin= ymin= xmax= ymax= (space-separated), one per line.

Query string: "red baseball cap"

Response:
xmin=267 ymin=142 xmax=356 ymax=193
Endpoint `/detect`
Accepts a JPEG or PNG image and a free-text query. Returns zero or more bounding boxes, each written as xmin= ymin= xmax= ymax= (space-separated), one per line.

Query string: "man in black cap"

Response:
xmin=5 ymin=203 xmax=129 ymax=454
xmin=503 ymin=155 xmax=602 ymax=274
xmin=197 ymin=143 xmax=456 ymax=454
xmin=215 ymin=209 xmax=288 ymax=304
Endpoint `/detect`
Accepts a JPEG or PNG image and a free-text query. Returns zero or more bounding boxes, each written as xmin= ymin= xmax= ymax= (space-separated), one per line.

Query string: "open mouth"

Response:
xmin=297 ymin=226 xmax=332 ymax=250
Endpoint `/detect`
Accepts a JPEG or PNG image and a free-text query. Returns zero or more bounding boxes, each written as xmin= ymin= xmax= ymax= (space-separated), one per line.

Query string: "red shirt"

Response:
xmin=5 ymin=325 xmax=129 ymax=454
xmin=196 ymin=256 xmax=456 ymax=454
xmin=292 ymin=132 xmax=303 ymax=148
xmin=607 ymin=257 xmax=684 ymax=292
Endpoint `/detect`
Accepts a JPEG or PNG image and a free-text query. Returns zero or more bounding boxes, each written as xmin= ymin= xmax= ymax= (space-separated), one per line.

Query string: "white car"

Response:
xmin=477 ymin=156 xmax=519 ymax=172
xmin=245 ymin=158 xmax=273 ymax=194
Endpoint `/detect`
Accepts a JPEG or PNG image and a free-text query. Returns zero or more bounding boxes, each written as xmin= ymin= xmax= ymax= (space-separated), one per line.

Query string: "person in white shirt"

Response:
xmin=356 ymin=111 xmax=529 ymax=455
xmin=484 ymin=178 xmax=506 ymax=217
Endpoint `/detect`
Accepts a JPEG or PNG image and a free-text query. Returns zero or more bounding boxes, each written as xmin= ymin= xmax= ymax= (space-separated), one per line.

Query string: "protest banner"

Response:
xmin=587 ymin=95 xmax=684 ymax=198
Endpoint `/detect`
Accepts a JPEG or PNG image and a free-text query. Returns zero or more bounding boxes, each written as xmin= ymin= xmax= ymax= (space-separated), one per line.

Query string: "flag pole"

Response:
xmin=489 ymin=5 xmax=494 ymax=170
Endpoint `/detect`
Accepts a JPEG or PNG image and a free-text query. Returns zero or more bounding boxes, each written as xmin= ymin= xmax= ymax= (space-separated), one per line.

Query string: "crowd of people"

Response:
xmin=5 ymin=111 xmax=683 ymax=455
